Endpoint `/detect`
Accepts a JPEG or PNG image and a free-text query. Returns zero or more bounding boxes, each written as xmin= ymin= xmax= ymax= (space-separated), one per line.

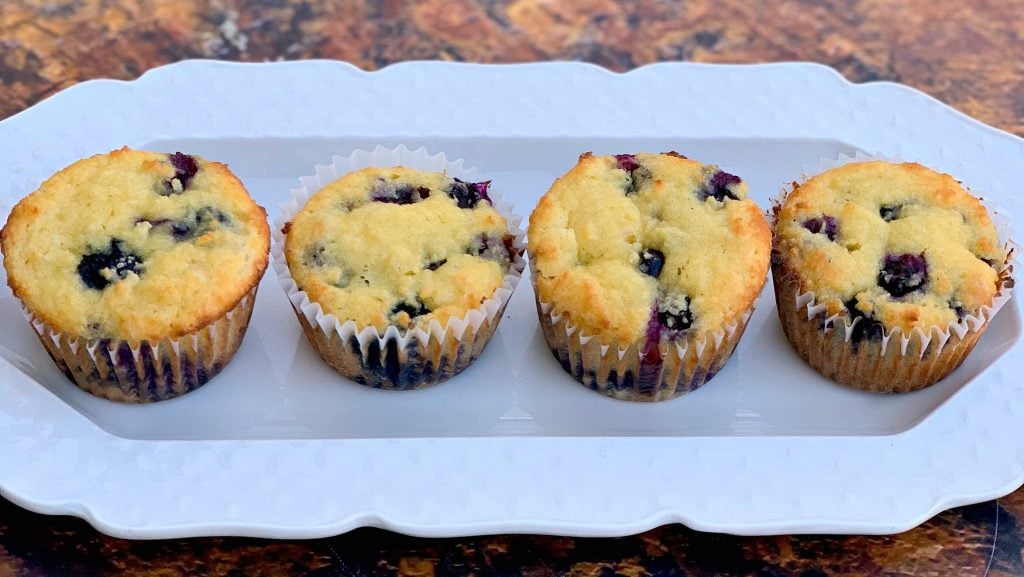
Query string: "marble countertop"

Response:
xmin=1 ymin=0 xmax=1022 ymax=575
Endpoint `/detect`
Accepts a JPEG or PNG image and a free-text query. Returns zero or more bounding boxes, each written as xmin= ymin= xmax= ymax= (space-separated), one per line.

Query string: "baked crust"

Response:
xmin=773 ymin=160 xmax=1005 ymax=334
xmin=1 ymin=147 xmax=270 ymax=341
xmin=528 ymin=152 xmax=772 ymax=344
xmin=283 ymin=166 xmax=514 ymax=331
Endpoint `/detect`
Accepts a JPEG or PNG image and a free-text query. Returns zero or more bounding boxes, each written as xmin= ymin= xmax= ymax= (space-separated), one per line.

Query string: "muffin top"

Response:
xmin=283 ymin=166 xmax=517 ymax=331
xmin=1 ymin=147 xmax=270 ymax=341
xmin=529 ymin=152 xmax=772 ymax=344
xmin=774 ymin=161 xmax=1007 ymax=335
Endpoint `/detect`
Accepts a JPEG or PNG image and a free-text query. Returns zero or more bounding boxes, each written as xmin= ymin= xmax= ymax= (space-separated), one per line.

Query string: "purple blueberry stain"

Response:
xmin=638 ymin=248 xmax=665 ymax=278
xmin=446 ymin=178 xmax=492 ymax=209
xmin=948 ymin=299 xmax=967 ymax=319
xmin=802 ymin=215 xmax=839 ymax=241
xmin=614 ymin=154 xmax=640 ymax=171
xmin=698 ymin=170 xmax=741 ymax=202
xmin=426 ymin=258 xmax=447 ymax=271
xmin=878 ymin=253 xmax=928 ymax=297
xmin=77 ymin=239 xmax=144 ymax=290
xmin=161 ymin=152 xmax=199 ymax=195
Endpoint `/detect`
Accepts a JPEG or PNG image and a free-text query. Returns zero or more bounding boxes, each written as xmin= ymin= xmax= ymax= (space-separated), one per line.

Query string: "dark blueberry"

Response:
xmin=371 ymin=180 xmax=431 ymax=205
xmin=161 ymin=152 xmax=199 ymax=194
xmin=614 ymin=154 xmax=651 ymax=195
xmin=77 ymin=239 xmax=144 ymax=290
xmin=142 ymin=206 xmax=231 ymax=242
xmin=698 ymin=170 xmax=741 ymax=202
xmin=949 ymin=299 xmax=967 ymax=319
xmin=426 ymin=258 xmax=447 ymax=271
xmin=468 ymin=233 xmax=514 ymax=267
xmin=614 ymin=154 xmax=640 ymax=171
xmin=878 ymin=253 xmax=928 ymax=297
xmin=389 ymin=299 xmax=431 ymax=321
xmin=445 ymin=178 xmax=492 ymax=209
xmin=657 ymin=297 xmax=694 ymax=336
xmin=638 ymin=248 xmax=665 ymax=278
xmin=802 ymin=215 xmax=839 ymax=241
xmin=844 ymin=299 xmax=885 ymax=345
xmin=880 ymin=203 xmax=903 ymax=222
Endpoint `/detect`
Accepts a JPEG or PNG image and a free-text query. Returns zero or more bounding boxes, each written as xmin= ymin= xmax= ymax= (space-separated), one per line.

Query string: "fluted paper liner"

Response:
xmin=531 ymin=259 xmax=761 ymax=402
xmin=770 ymin=152 xmax=1017 ymax=392
xmin=23 ymin=285 xmax=259 ymax=403
xmin=271 ymin=145 xmax=526 ymax=390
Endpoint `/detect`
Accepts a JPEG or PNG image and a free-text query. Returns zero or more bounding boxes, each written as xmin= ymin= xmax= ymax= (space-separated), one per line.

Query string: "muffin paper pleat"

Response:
xmin=270 ymin=145 xmax=526 ymax=390
xmin=22 ymin=285 xmax=259 ymax=403
xmin=530 ymin=259 xmax=760 ymax=402
xmin=770 ymin=151 xmax=1016 ymax=392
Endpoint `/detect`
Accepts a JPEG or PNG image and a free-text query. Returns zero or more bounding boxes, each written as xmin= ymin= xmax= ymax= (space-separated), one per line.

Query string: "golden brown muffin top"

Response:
xmin=529 ymin=152 xmax=772 ymax=344
xmin=283 ymin=166 xmax=516 ymax=331
xmin=774 ymin=161 xmax=1006 ymax=334
xmin=1 ymin=147 xmax=270 ymax=341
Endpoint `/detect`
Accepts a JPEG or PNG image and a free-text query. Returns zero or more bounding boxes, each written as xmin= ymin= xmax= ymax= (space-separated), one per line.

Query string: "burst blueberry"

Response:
xmin=140 ymin=206 xmax=231 ymax=242
xmin=878 ymin=253 xmax=928 ymax=297
xmin=802 ymin=215 xmax=839 ymax=241
xmin=614 ymin=154 xmax=651 ymax=195
xmin=371 ymin=181 xmax=431 ymax=205
xmin=445 ymin=178 xmax=492 ymax=209
xmin=77 ymin=239 xmax=144 ymax=290
xmin=698 ymin=170 xmax=741 ymax=202
xmin=389 ymin=299 xmax=431 ymax=321
xmin=468 ymin=233 xmax=514 ymax=266
xmin=880 ymin=203 xmax=903 ymax=222
xmin=614 ymin=154 xmax=640 ymax=171
xmin=844 ymin=299 xmax=885 ymax=345
xmin=161 ymin=152 xmax=199 ymax=194
xmin=638 ymin=248 xmax=665 ymax=278
xmin=656 ymin=296 xmax=694 ymax=337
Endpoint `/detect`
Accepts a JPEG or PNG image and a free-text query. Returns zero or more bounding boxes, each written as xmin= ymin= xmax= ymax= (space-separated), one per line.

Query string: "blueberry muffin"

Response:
xmin=281 ymin=165 xmax=524 ymax=389
xmin=772 ymin=160 xmax=1012 ymax=392
xmin=528 ymin=152 xmax=772 ymax=401
xmin=1 ymin=147 xmax=270 ymax=402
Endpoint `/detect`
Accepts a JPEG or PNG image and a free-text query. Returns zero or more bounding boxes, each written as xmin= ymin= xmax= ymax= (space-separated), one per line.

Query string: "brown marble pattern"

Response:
xmin=2 ymin=0 xmax=1024 ymax=575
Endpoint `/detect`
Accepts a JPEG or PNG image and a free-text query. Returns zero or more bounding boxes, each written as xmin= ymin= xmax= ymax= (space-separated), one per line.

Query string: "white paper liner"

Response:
xmin=270 ymin=145 xmax=526 ymax=389
xmin=21 ymin=286 xmax=259 ymax=403
xmin=530 ymin=236 xmax=764 ymax=402
xmin=770 ymin=151 xmax=1016 ymax=389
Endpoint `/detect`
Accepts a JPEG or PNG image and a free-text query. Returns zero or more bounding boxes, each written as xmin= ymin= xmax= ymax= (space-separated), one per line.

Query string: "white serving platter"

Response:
xmin=0 ymin=60 xmax=1022 ymax=539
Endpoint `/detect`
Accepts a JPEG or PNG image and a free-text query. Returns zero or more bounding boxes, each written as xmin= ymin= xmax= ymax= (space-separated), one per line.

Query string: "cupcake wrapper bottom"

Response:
xmin=25 ymin=286 xmax=259 ymax=403
xmin=535 ymin=298 xmax=754 ymax=402
xmin=293 ymin=298 xmax=511 ymax=390
xmin=772 ymin=263 xmax=988 ymax=393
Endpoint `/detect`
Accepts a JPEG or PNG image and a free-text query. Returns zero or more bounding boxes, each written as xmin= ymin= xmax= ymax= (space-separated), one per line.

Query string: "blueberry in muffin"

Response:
xmin=772 ymin=160 xmax=1012 ymax=392
xmin=0 ymin=147 xmax=270 ymax=402
xmin=528 ymin=152 xmax=772 ymax=401
xmin=281 ymin=165 xmax=523 ymax=389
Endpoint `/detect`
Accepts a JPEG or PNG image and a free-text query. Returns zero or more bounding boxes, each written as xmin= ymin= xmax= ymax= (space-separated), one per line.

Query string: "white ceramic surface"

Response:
xmin=0 ymin=60 xmax=1022 ymax=539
